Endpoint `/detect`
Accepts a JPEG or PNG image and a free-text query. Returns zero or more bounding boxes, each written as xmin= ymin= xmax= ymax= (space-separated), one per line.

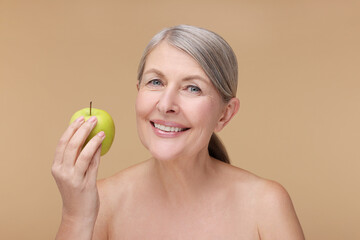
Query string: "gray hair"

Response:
xmin=137 ymin=25 xmax=238 ymax=164
xmin=137 ymin=25 xmax=238 ymax=102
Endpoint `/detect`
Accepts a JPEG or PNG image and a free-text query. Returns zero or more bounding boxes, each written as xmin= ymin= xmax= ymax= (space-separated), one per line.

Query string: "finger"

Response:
xmin=75 ymin=131 xmax=105 ymax=177
xmin=63 ymin=116 xmax=98 ymax=168
xmin=86 ymin=143 xmax=101 ymax=187
xmin=53 ymin=116 xmax=85 ymax=165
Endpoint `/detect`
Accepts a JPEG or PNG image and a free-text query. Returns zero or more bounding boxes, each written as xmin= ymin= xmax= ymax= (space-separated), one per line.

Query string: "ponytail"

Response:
xmin=208 ymin=133 xmax=230 ymax=164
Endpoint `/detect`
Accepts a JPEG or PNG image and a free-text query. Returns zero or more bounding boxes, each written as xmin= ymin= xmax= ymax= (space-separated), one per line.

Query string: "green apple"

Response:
xmin=69 ymin=102 xmax=115 ymax=156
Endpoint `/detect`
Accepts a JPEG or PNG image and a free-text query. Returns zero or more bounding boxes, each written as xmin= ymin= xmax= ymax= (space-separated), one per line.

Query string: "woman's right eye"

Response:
xmin=147 ymin=79 xmax=163 ymax=87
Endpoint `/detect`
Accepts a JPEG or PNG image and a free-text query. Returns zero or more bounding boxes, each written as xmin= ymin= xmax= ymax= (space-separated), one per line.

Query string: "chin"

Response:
xmin=149 ymin=151 xmax=179 ymax=162
xmin=148 ymin=145 xmax=185 ymax=162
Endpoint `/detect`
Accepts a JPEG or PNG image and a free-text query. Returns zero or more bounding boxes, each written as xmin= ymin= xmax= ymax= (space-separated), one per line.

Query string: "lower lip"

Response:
xmin=150 ymin=122 xmax=189 ymax=138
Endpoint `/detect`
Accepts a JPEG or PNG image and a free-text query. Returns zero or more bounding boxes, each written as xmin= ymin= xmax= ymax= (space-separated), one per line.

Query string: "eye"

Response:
xmin=147 ymin=79 xmax=163 ymax=87
xmin=186 ymin=85 xmax=201 ymax=94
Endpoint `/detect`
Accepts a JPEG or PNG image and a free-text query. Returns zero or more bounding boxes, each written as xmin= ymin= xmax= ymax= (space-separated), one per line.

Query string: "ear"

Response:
xmin=136 ymin=82 xmax=139 ymax=91
xmin=214 ymin=98 xmax=240 ymax=132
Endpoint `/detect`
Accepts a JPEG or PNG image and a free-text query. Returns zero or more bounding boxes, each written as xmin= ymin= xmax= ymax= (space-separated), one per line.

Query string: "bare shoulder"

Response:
xmin=216 ymin=161 xmax=305 ymax=240
xmin=215 ymin=161 xmax=293 ymax=202
xmin=213 ymin=161 xmax=289 ymax=209
xmin=97 ymin=160 xmax=150 ymax=201
xmin=255 ymin=179 xmax=305 ymax=239
xmin=93 ymin=161 xmax=150 ymax=239
xmin=213 ymin=159 xmax=268 ymax=191
xmin=256 ymin=178 xmax=293 ymax=208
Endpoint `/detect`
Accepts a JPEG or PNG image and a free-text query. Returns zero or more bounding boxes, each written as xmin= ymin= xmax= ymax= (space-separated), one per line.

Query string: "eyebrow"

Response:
xmin=143 ymin=68 xmax=165 ymax=78
xmin=143 ymin=68 xmax=210 ymax=84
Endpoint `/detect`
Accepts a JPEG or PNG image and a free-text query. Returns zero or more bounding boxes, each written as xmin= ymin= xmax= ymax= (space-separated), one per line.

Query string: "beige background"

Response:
xmin=1 ymin=0 xmax=359 ymax=239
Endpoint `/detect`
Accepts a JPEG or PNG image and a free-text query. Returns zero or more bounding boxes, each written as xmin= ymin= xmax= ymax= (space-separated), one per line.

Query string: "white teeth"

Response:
xmin=154 ymin=123 xmax=185 ymax=132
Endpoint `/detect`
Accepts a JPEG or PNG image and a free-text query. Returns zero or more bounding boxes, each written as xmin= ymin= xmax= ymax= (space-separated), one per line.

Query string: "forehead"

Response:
xmin=144 ymin=41 xmax=208 ymax=78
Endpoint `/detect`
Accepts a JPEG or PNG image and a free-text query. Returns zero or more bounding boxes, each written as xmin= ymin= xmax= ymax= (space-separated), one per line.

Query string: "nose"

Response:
xmin=156 ymin=87 xmax=179 ymax=114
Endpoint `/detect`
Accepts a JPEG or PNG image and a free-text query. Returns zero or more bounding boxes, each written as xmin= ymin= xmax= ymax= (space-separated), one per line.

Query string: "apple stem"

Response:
xmin=90 ymin=101 xmax=92 ymax=116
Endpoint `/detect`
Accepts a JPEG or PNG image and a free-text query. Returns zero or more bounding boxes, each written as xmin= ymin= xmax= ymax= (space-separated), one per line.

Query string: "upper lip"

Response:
xmin=150 ymin=119 xmax=190 ymax=129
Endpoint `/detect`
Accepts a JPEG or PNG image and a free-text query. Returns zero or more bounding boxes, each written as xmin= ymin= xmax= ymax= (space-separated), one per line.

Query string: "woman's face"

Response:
xmin=135 ymin=41 xmax=228 ymax=161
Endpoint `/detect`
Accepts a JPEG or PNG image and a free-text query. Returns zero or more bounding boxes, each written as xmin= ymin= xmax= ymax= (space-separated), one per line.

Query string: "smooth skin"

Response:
xmin=52 ymin=41 xmax=305 ymax=240
xmin=52 ymin=115 xmax=104 ymax=239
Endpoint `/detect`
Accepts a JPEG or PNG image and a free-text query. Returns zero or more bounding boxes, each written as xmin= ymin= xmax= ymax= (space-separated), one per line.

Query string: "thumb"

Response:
xmin=87 ymin=144 xmax=101 ymax=186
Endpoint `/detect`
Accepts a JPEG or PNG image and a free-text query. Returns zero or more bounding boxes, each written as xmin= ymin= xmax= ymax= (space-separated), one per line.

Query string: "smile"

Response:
xmin=150 ymin=121 xmax=190 ymax=133
xmin=154 ymin=123 xmax=185 ymax=132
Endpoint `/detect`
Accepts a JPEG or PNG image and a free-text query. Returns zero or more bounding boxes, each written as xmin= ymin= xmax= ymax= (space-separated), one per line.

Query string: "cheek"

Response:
xmin=135 ymin=92 xmax=154 ymax=148
xmin=135 ymin=93 xmax=152 ymax=141
xmin=185 ymin=99 xmax=222 ymax=129
xmin=135 ymin=95 xmax=144 ymax=118
xmin=135 ymin=91 xmax=154 ymax=118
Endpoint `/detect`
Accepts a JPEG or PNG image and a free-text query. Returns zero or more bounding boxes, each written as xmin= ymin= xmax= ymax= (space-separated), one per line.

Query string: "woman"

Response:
xmin=52 ymin=25 xmax=305 ymax=239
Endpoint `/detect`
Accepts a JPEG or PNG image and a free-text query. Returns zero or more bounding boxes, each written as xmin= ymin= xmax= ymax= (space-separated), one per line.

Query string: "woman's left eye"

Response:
xmin=186 ymin=85 xmax=201 ymax=93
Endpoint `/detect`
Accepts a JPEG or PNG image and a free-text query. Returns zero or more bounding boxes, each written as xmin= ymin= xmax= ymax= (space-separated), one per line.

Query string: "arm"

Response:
xmin=51 ymin=116 xmax=105 ymax=240
xmin=257 ymin=181 xmax=305 ymax=240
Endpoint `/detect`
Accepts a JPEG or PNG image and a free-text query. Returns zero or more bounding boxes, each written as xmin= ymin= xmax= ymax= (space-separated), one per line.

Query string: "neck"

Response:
xmin=150 ymin=148 xmax=217 ymax=206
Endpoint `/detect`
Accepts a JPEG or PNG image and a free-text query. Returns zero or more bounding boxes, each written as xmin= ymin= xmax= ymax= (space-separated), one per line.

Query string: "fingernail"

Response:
xmin=76 ymin=116 xmax=85 ymax=123
xmin=89 ymin=116 xmax=97 ymax=123
xmin=97 ymin=131 xmax=105 ymax=138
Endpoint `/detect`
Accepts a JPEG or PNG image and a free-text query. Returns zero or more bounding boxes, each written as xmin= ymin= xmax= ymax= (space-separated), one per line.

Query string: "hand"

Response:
xmin=52 ymin=116 xmax=105 ymax=224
